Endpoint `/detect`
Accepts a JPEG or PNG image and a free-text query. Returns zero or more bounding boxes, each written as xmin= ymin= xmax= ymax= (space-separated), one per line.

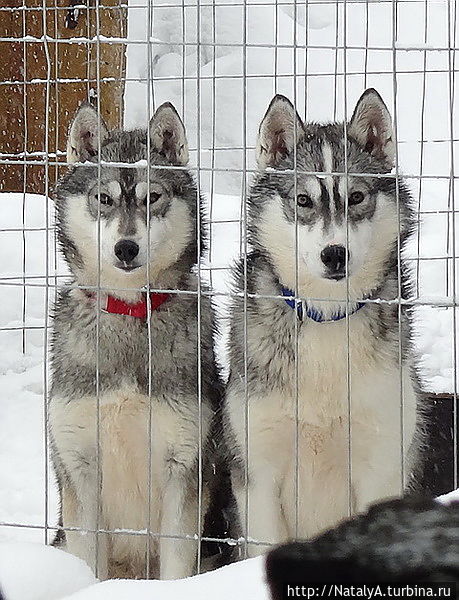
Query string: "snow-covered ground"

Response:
xmin=0 ymin=543 xmax=96 ymax=600
xmin=1 ymin=0 xmax=459 ymax=597
xmin=62 ymin=556 xmax=269 ymax=600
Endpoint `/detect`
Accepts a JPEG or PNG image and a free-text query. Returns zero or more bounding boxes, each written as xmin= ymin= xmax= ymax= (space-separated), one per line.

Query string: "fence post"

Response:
xmin=0 ymin=0 xmax=127 ymax=194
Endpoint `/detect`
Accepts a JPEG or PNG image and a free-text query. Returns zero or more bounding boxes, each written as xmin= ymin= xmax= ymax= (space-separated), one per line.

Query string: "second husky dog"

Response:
xmin=224 ymin=89 xmax=423 ymax=554
xmin=49 ymin=102 xmax=223 ymax=579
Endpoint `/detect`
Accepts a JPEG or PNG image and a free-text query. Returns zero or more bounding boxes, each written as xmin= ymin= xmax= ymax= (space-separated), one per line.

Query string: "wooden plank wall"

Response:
xmin=0 ymin=0 xmax=127 ymax=194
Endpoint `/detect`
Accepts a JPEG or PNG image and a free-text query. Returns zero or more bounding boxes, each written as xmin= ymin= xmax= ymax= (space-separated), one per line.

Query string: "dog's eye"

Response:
xmin=96 ymin=193 xmax=112 ymax=206
xmin=349 ymin=191 xmax=365 ymax=206
xmin=147 ymin=192 xmax=161 ymax=204
xmin=297 ymin=194 xmax=313 ymax=208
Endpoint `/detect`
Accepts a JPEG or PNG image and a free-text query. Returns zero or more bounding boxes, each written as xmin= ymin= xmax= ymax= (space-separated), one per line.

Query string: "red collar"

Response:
xmin=85 ymin=291 xmax=171 ymax=319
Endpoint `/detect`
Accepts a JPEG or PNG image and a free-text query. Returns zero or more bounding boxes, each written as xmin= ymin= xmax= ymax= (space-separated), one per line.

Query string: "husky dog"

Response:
xmin=49 ymin=102 xmax=224 ymax=580
xmin=224 ymin=89 xmax=424 ymax=555
xmin=266 ymin=498 xmax=459 ymax=596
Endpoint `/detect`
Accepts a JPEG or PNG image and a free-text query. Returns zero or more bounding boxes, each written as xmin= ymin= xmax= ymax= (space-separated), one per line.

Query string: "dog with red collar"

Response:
xmin=49 ymin=102 xmax=228 ymax=580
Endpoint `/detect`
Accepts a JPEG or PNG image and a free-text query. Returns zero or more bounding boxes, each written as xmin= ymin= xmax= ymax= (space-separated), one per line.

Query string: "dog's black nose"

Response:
xmin=320 ymin=245 xmax=348 ymax=274
xmin=114 ymin=240 xmax=139 ymax=263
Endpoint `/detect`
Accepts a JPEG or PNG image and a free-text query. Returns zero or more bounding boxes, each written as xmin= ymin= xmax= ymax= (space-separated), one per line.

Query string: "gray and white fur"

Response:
xmin=49 ymin=102 xmax=225 ymax=580
xmin=223 ymin=89 xmax=425 ymax=555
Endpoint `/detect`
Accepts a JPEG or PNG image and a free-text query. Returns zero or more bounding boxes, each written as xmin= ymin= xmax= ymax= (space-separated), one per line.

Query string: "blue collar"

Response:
xmin=281 ymin=286 xmax=365 ymax=323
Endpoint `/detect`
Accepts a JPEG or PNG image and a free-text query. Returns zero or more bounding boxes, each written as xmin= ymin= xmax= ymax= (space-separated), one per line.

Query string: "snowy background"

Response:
xmin=1 ymin=0 xmax=459 ymax=597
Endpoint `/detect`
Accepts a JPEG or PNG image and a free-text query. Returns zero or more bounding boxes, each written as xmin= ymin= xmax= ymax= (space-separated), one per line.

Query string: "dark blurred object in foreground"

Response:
xmin=266 ymin=498 xmax=459 ymax=600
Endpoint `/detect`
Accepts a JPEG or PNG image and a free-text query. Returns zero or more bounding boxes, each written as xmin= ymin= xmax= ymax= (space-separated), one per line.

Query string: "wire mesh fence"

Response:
xmin=0 ymin=0 xmax=458 ymax=582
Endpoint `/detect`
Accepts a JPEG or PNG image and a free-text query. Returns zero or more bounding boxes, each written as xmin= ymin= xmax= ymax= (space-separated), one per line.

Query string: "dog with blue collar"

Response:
xmin=222 ymin=89 xmax=424 ymax=555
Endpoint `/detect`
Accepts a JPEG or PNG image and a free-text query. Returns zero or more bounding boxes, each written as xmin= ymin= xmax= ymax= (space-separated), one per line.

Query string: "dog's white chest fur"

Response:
xmin=294 ymin=317 xmax=404 ymax=423
xmin=50 ymin=386 xmax=205 ymax=577
xmin=99 ymin=391 xmax=174 ymax=531
xmin=228 ymin=316 xmax=418 ymax=543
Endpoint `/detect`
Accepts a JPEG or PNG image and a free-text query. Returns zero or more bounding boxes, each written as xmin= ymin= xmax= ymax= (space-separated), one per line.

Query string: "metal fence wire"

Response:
xmin=0 ymin=0 xmax=458 ymax=582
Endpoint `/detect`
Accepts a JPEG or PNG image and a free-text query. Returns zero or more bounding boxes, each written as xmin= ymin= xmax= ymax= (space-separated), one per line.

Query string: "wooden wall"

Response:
xmin=0 ymin=0 xmax=127 ymax=194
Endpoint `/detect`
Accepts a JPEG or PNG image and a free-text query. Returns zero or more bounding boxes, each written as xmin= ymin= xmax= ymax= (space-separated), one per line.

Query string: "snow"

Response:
xmin=0 ymin=543 xmax=96 ymax=600
xmin=62 ymin=556 xmax=269 ymax=600
xmin=436 ymin=487 xmax=459 ymax=506
xmin=0 ymin=194 xmax=63 ymax=545
xmin=1 ymin=0 xmax=459 ymax=598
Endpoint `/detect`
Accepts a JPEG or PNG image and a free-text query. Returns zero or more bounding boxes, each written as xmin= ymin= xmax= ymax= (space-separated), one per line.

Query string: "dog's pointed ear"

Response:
xmin=66 ymin=103 xmax=109 ymax=164
xmin=149 ymin=103 xmax=189 ymax=166
xmin=348 ymin=89 xmax=395 ymax=168
xmin=256 ymin=95 xmax=305 ymax=169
